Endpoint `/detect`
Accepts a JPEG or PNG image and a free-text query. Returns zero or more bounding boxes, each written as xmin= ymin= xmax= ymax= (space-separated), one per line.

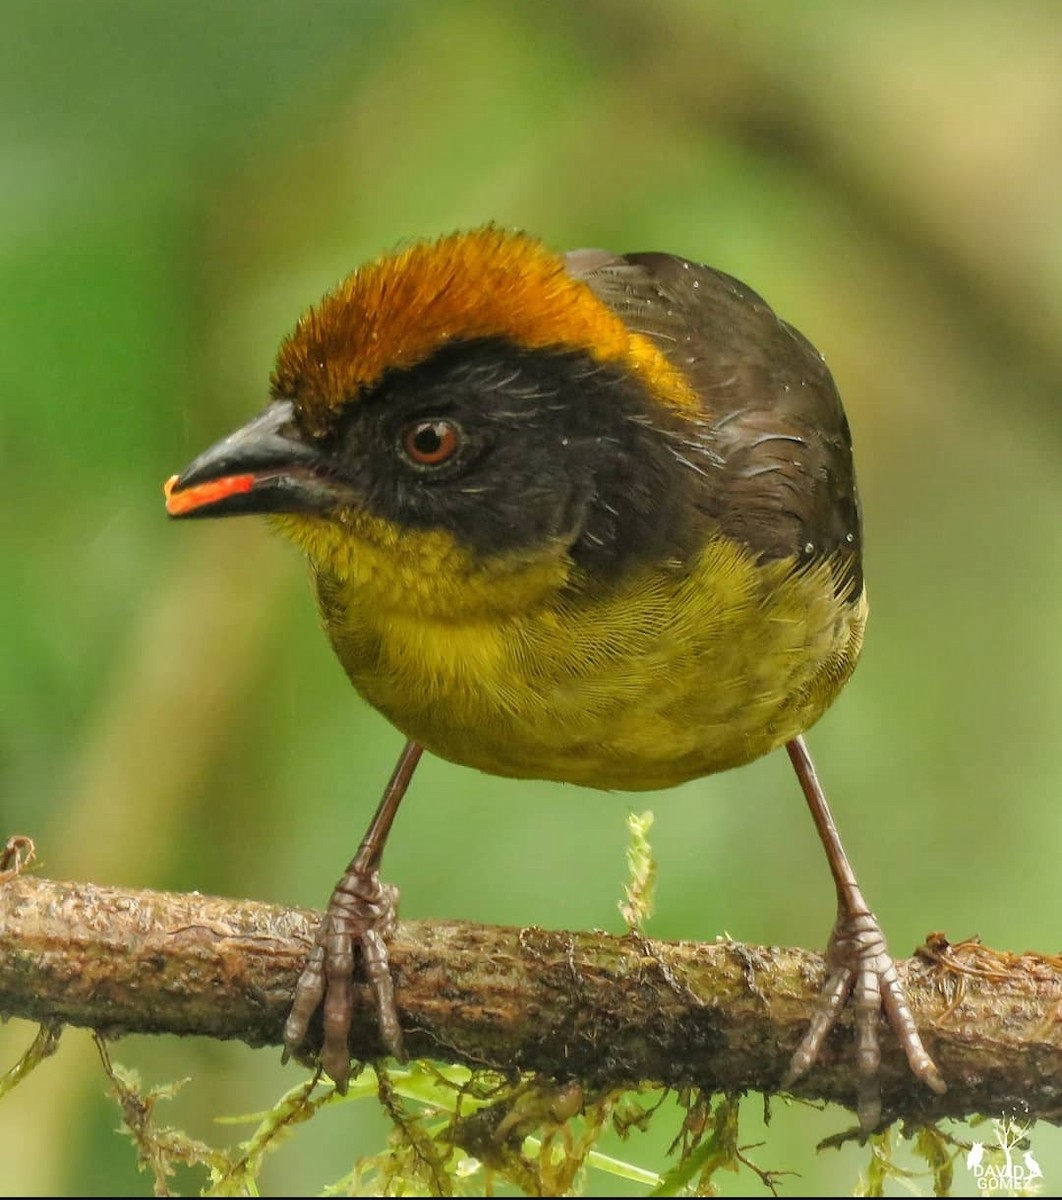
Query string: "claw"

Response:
xmin=283 ymin=940 xmax=327 ymax=1062
xmin=283 ymin=867 xmax=403 ymax=1088
xmin=783 ymin=738 xmax=945 ymax=1131
xmin=784 ymin=904 xmax=944 ymax=1131
xmin=282 ymin=740 xmax=422 ymax=1085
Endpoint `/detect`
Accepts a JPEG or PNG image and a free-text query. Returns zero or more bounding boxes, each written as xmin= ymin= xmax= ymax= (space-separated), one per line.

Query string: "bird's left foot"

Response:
xmin=282 ymin=865 xmax=403 ymax=1091
xmin=782 ymin=895 xmax=946 ymax=1130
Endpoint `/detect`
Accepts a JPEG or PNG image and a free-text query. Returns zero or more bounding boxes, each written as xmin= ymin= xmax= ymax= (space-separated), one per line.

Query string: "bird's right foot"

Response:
xmin=282 ymin=864 xmax=403 ymax=1091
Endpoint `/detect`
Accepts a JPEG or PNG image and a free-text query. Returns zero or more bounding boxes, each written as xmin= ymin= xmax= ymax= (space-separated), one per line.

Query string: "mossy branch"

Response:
xmin=2 ymin=872 xmax=1060 ymax=1127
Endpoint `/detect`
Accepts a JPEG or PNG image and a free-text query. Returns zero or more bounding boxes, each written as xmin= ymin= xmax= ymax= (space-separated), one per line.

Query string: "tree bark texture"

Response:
xmin=2 ymin=873 xmax=1060 ymax=1126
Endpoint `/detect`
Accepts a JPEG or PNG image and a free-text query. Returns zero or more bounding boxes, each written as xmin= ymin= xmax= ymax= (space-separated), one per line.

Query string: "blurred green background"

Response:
xmin=2 ymin=0 xmax=1061 ymax=1194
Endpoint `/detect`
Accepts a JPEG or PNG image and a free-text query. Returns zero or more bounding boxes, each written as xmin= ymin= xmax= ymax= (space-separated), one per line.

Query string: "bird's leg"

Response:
xmin=283 ymin=739 xmax=423 ymax=1091
xmin=781 ymin=735 xmax=945 ymax=1130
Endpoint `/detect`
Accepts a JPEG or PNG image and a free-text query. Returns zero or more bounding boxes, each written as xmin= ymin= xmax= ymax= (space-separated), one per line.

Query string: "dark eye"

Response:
xmin=400 ymin=419 xmax=461 ymax=467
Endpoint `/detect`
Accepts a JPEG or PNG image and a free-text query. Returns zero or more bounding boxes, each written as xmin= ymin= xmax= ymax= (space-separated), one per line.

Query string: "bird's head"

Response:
xmin=165 ymin=227 xmax=709 ymax=620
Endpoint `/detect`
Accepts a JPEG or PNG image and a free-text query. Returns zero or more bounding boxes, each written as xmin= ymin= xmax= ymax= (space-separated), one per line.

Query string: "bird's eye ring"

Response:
xmin=400 ymin=419 xmax=461 ymax=467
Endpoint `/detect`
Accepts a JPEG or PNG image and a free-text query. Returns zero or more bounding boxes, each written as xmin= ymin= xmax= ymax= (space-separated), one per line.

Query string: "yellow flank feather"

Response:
xmin=271 ymin=227 xmax=700 ymax=435
xmin=274 ymin=511 xmax=866 ymax=791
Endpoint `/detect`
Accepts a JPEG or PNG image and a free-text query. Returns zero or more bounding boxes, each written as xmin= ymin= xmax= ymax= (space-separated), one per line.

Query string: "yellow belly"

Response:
xmin=317 ymin=534 xmax=866 ymax=792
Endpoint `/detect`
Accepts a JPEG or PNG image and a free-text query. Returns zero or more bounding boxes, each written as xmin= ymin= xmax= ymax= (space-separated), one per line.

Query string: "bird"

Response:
xmin=164 ymin=226 xmax=945 ymax=1129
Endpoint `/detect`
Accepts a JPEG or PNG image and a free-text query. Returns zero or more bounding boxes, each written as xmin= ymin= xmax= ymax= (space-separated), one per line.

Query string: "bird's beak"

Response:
xmin=164 ymin=400 xmax=348 ymax=520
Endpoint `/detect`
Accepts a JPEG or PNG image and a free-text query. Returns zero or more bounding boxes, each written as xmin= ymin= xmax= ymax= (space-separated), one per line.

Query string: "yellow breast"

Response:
xmin=300 ymin=515 xmax=866 ymax=792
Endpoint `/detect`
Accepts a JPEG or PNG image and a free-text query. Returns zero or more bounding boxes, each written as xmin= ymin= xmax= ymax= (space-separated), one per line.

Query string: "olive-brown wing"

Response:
xmin=567 ymin=250 xmax=863 ymax=599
